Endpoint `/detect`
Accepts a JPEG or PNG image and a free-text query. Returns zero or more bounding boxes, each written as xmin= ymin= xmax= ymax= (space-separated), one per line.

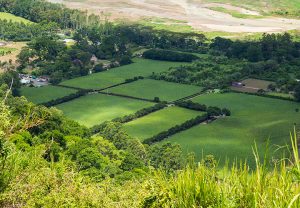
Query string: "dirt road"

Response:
xmin=48 ymin=0 xmax=300 ymax=33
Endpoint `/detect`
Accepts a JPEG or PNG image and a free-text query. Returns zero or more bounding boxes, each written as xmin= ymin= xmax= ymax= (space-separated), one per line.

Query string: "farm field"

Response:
xmin=20 ymin=85 xmax=77 ymax=104
xmin=60 ymin=58 xmax=185 ymax=90
xmin=108 ymin=79 xmax=202 ymax=102
xmin=56 ymin=93 xmax=154 ymax=127
xmin=231 ymin=78 xmax=274 ymax=93
xmin=123 ymin=106 xmax=204 ymax=140
xmin=0 ymin=12 xmax=33 ymax=24
xmin=166 ymin=93 xmax=300 ymax=167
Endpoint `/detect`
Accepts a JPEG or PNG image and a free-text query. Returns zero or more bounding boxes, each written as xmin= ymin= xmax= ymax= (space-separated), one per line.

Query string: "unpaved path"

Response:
xmin=48 ymin=0 xmax=300 ymax=33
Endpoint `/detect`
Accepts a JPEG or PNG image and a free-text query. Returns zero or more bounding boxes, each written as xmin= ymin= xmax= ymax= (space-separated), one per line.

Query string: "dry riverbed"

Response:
xmin=48 ymin=0 xmax=300 ymax=33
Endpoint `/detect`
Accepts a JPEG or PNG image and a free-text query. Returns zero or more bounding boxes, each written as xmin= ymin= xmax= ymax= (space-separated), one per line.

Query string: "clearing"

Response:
xmin=56 ymin=93 xmax=154 ymax=127
xmin=60 ymin=58 xmax=184 ymax=90
xmin=231 ymin=78 xmax=274 ymax=93
xmin=123 ymin=106 xmax=205 ymax=140
xmin=20 ymin=85 xmax=78 ymax=104
xmin=0 ymin=12 xmax=33 ymax=24
xmin=108 ymin=79 xmax=202 ymax=102
xmin=166 ymin=92 xmax=300 ymax=167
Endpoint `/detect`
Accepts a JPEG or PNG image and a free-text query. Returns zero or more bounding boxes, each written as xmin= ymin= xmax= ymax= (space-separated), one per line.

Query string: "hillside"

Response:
xmin=1 ymin=0 xmax=300 ymax=207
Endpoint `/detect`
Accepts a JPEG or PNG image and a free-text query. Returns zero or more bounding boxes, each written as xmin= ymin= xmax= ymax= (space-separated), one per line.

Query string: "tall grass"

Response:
xmin=143 ymin=131 xmax=300 ymax=208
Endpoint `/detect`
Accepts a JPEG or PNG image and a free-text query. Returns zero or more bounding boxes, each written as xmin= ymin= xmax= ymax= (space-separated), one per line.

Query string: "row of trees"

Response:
xmin=143 ymin=49 xmax=199 ymax=62
xmin=112 ymin=103 xmax=167 ymax=123
xmin=143 ymin=114 xmax=209 ymax=145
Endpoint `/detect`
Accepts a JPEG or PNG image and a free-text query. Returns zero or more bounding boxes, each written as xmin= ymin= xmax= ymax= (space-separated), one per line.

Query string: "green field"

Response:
xmin=0 ymin=47 xmax=16 ymax=56
xmin=108 ymin=79 xmax=202 ymax=102
xmin=56 ymin=93 xmax=154 ymax=127
xmin=20 ymin=86 xmax=77 ymax=104
xmin=166 ymin=93 xmax=300 ymax=166
xmin=204 ymin=0 xmax=300 ymax=16
xmin=123 ymin=106 xmax=204 ymax=140
xmin=60 ymin=58 xmax=185 ymax=90
xmin=0 ymin=12 xmax=33 ymax=24
xmin=209 ymin=7 xmax=263 ymax=19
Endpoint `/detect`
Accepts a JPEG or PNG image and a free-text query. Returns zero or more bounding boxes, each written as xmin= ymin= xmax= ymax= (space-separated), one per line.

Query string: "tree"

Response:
xmin=295 ymin=83 xmax=300 ymax=102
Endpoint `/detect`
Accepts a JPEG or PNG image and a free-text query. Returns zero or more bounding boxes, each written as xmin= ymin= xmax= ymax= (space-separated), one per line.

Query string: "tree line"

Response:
xmin=143 ymin=49 xmax=199 ymax=62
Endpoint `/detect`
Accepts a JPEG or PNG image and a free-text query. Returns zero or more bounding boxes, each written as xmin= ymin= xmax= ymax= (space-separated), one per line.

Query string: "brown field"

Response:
xmin=0 ymin=42 xmax=26 ymax=63
xmin=0 ymin=42 xmax=26 ymax=73
xmin=48 ymin=0 xmax=300 ymax=33
xmin=231 ymin=78 xmax=274 ymax=93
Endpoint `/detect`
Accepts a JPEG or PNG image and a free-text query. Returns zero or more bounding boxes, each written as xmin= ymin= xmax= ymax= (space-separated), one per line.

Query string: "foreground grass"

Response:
xmin=60 ymin=58 xmax=185 ymax=90
xmin=146 ymin=133 xmax=300 ymax=207
xmin=56 ymin=93 xmax=153 ymax=127
xmin=0 ymin=12 xmax=33 ymax=24
xmin=20 ymin=86 xmax=78 ymax=104
xmin=109 ymin=79 xmax=202 ymax=102
xmin=167 ymin=93 xmax=300 ymax=167
xmin=123 ymin=106 xmax=204 ymax=140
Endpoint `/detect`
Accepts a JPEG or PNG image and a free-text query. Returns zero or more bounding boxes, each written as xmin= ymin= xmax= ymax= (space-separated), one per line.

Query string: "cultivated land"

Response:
xmin=108 ymin=79 xmax=202 ymax=102
xmin=231 ymin=78 xmax=274 ymax=93
xmin=60 ymin=58 xmax=184 ymax=90
xmin=48 ymin=0 xmax=300 ymax=33
xmin=20 ymin=86 xmax=78 ymax=104
xmin=56 ymin=93 xmax=154 ymax=127
xmin=123 ymin=106 xmax=205 ymax=140
xmin=0 ymin=12 xmax=33 ymax=24
xmin=166 ymin=93 xmax=300 ymax=166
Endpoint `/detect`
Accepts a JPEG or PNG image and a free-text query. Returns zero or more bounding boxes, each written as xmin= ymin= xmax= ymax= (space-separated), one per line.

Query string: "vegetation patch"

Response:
xmin=60 ymin=58 xmax=184 ymax=90
xmin=0 ymin=12 xmax=33 ymax=24
xmin=123 ymin=106 xmax=205 ymax=140
xmin=166 ymin=93 xmax=300 ymax=167
xmin=108 ymin=79 xmax=202 ymax=102
xmin=209 ymin=7 xmax=263 ymax=19
xmin=20 ymin=85 xmax=78 ymax=104
xmin=56 ymin=93 xmax=154 ymax=127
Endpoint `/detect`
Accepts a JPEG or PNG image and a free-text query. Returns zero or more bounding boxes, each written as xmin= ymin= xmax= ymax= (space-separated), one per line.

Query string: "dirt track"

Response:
xmin=48 ymin=0 xmax=300 ymax=33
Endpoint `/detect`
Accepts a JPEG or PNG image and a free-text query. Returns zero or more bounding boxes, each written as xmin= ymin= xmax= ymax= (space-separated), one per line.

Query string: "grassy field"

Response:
xmin=0 ymin=12 xmax=33 ymax=24
xmin=123 ymin=106 xmax=204 ymax=140
xmin=209 ymin=7 xmax=263 ymax=19
xmin=20 ymin=86 xmax=78 ymax=104
xmin=56 ymin=93 xmax=154 ymax=127
xmin=60 ymin=58 xmax=185 ymax=90
xmin=204 ymin=0 xmax=300 ymax=16
xmin=267 ymin=92 xmax=295 ymax=99
xmin=0 ymin=47 xmax=16 ymax=54
xmin=166 ymin=93 xmax=300 ymax=167
xmin=108 ymin=79 xmax=202 ymax=102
